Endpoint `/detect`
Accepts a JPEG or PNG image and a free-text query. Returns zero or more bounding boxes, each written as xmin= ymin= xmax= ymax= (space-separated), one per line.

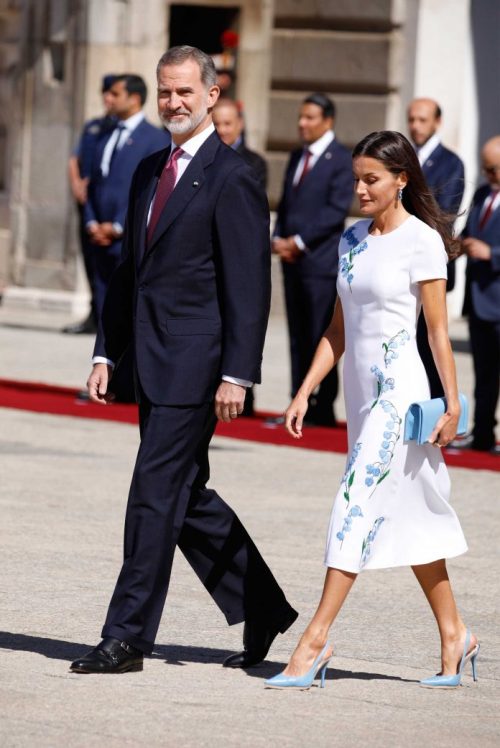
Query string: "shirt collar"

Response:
xmin=175 ymin=123 xmax=215 ymax=158
xmin=306 ymin=129 xmax=335 ymax=156
xmin=231 ymin=135 xmax=243 ymax=151
xmin=417 ymin=132 xmax=441 ymax=166
xmin=117 ymin=110 xmax=145 ymax=134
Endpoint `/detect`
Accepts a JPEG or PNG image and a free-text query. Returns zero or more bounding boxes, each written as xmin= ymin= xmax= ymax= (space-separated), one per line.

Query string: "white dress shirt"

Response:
xmin=416 ymin=132 xmax=441 ymax=167
xmin=93 ymin=122 xmax=252 ymax=388
xmin=100 ymin=111 xmax=145 ymax=177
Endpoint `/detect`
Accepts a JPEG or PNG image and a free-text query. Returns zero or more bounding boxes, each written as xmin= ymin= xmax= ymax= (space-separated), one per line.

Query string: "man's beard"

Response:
xmin=161 ymin=107 xmax=206 ymax=135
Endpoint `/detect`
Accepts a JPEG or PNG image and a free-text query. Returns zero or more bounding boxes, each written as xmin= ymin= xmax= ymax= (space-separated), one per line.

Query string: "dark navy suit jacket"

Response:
xmin=421 ymin=143 xmax=465 ymax=214
xmin=274 ymin=138 xmax=353 ymax=277
xmin=421 ymin=142 xmax=465 ymax=291
xmin=94 ymin=131 xmax=271 ymax=405
xmin=85 ymin=118 xmax=170 ymax=230
xmin=462 ymin=184 xmax=500 ymax=322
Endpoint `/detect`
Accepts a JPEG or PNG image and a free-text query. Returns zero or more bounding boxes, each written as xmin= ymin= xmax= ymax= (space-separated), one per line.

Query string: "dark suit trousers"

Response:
xmin=102 ymin=399 xmax=293 ymax=653
xmin=92 ymin=241 xmax=122 ymax=321
xmin=416 ymin=312 xmax=444 ymax=399
xmin=77 ymin=204 xmax=96 ymax=321
xmin=469 ymin=309 xmax=500 ymax=449
xmin=283 ymin=263 xmax=338 ymax=419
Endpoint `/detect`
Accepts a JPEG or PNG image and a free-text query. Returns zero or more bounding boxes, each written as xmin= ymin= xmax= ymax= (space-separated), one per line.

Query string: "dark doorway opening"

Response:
xmin=169 ymin=5 xmax=239 ymax=52
xmin=169 ymin=5 xmax=240 ymax=96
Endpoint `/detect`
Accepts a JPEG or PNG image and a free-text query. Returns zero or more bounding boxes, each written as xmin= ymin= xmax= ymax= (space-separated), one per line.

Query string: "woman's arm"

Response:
xmin=285 ymin=297 xmax=345 ymax=438
xmin=420 ymin=278 xmax=461 ymax=446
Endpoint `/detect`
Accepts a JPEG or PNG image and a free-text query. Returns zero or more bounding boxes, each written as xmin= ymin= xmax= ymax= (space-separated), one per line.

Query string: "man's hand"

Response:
xmin=214 ymin=381 xmax=246 ymax=422
xmin=87 ymin=223 xmax=113 ymax=247
xmin=272 ymin=236 xmax=301 ymax=263
xmin=462 ymin=237 xmax=492 ymax=260
xmin=87 ymin=363 xmax=115 ymax=404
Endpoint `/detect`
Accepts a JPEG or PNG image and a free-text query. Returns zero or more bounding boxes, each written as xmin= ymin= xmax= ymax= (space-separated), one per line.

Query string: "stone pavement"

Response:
xmin=0 ymin=295 xmax=499 ymax=747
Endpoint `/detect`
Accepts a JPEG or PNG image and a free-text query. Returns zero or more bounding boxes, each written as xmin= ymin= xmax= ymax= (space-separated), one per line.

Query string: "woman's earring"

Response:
xmin=397 ymin=187 xmax=404 ymax=201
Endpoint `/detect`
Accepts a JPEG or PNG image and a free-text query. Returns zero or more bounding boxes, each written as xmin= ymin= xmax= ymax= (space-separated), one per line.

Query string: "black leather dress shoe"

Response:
xmin=62 ymin=316 xmax=97 ymax=335
xmin=70 ymin=637 xmax=143 ymax=674
xmin=223 ymin=607 xmax=298 ymax=669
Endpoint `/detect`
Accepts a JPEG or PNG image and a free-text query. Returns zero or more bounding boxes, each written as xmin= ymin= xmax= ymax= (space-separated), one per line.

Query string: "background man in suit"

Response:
xmin=408 ymin=97 xmax=465 ymax=397
xmin=64 ymin=74 xmax=117 ymax=335
xmin=213 ymin=96 xmax=268 ymax=416
xmin=272 ymin=93 xmax=352 ymax=427
xmin=451 ymin=136 xmax=500 ymax=455
xmin=84 ymin=74 xmax=170 ymax=322
xmin=213 ymin=98 xmax=267 ymax=188
xmin=70 ymin=46 xmax=297 ymax=675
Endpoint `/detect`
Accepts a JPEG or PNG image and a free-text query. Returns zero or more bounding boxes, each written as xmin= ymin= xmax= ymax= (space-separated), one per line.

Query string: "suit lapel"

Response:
xmin=292 ymin=139 xmax=336 ymax=194
xmin=141 ymin=131 xmax=220 ymax=260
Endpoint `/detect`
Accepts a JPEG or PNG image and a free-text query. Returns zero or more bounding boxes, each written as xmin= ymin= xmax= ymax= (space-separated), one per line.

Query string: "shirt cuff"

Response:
xmin=294 ymin=234 xmax=307 ymax=252
xmin=222 ymin=375 xmax=253 ymax=387
xmin=86 ymin=220 xmax=98 ymax=231
xmin=112 ymin=222 xmax=123 ymax=237
xmin=92 ymin=356 xmax=115 ymax=368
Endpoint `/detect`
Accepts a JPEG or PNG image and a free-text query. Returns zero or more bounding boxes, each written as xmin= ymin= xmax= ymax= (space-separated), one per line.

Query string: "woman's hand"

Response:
xmin=428 ymin=410 xmax=460 ymax=448
xmin=284 ymin=392 xmax=309 ymax=439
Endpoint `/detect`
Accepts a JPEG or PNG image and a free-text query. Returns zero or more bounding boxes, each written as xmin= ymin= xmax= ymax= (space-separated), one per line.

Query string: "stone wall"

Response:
xmin=266 ymin=0 xmax=404 ymax=208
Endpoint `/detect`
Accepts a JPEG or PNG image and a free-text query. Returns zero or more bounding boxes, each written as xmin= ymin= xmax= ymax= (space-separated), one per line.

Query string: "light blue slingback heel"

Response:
xmin=420 ymin=629 xmax=480 ymax=689
xmin=264 ymin=643 xmax=332 ymax=690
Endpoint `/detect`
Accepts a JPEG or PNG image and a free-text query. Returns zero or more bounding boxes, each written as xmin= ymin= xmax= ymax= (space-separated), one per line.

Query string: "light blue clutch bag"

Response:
xmin=404 ymin=393 xmax=468 ymax=445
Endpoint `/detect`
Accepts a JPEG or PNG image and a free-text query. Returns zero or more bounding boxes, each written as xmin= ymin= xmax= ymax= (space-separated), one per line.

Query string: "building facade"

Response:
xmin=0 ymin=0 xmax=498 ymax=314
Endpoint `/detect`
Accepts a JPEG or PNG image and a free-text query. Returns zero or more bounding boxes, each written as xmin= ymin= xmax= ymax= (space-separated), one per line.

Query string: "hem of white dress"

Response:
xmin=324 ymin=543 xmax=468 ymax=573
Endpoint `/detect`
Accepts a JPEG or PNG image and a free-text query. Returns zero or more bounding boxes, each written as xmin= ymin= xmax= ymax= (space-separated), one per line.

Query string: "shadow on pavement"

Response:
xmin=242 ymin=660 xmax=418 ymax=684
xmin=152 ymin=643 xmax=233 ymax=665
xmin=0 ymin=632 xmax=90 ymax=660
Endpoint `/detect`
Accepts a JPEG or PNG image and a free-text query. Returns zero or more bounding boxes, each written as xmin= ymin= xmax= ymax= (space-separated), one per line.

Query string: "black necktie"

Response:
xmin=108 ymin=123 xmax=126 ymax=170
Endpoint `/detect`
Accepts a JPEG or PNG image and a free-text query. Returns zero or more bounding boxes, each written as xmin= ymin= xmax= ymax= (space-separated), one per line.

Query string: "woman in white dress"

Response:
xmin=265 ymin=131 xmax=479 ymax=690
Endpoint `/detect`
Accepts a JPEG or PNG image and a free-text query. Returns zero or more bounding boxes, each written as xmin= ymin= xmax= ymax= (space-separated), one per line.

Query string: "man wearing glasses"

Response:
xmin=452 ymin=136 xmax=500 ymax=455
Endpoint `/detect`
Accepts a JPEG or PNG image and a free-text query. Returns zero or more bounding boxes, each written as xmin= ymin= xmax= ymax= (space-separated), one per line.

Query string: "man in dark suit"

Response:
xmin=451 ymin=136 xmax=500 ymax=455
xmin=213 ymin=97 xmax=268 ymax=416
xmin=63 ymin=74 xmax=117 ymax=334
xmin=70 ymin=46 xmax=297 ymax=675
xmin=408 ymin=98 xmax=465 ymax=397
xmin=213 ymin=97 xmax=267 ymax=188
xmin=272 ymin=93 xmax=352 ymax=427
xmin=84 ymin=74 xmax=170 ymax=321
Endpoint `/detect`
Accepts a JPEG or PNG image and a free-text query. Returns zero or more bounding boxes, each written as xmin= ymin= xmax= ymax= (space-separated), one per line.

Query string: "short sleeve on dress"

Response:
xmin=410 ymin=224 xmax=448 ymax=283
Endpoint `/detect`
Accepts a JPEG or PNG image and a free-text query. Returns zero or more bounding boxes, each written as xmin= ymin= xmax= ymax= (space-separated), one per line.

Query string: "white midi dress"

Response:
xmin=324 ymin=216 xmax=468 ymax=572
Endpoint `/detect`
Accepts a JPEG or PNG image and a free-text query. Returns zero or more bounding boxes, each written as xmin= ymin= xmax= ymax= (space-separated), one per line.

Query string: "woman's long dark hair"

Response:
xmin=352 ymin=130 xmax=460 ymax=258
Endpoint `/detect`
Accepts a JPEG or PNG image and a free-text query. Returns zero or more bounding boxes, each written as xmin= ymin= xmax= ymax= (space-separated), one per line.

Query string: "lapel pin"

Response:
xmin=325 ymin=152 xmax=332 ymax=160
xmin=192 ymin=181 xmax=199 ymax=187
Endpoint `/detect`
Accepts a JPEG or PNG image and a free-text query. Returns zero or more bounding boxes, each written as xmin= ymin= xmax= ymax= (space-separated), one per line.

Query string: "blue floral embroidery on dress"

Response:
xmin=343 ymin=226 xmax=361 ymax=249
xmin=370 ymin=365 xmax=395 ymax=409
xmin=337 ymin=505 xmax=363 ymax=548
xmin=383 ymin=329 xmax=410 ymax=368
xmin=339 ymin=227 xmax=368 ymax=292
xmin=342 ymin=441 xmax=361 ymax=505
xmin=360 ymin=517 xmax=385 ymax=566
xmin=365 ymin=400 xmax=402 ymax=487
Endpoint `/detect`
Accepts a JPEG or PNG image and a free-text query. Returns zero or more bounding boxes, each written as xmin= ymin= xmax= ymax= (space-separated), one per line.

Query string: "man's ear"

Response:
xmin=207 ymin=85 xmax=220 ymax=109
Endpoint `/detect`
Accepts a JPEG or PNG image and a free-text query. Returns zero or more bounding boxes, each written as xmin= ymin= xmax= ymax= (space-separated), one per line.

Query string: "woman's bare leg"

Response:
xmin=283 ymin=567 xmax=357 ymax=676
xmin=412 ymin=559 xmax=477 ymax=674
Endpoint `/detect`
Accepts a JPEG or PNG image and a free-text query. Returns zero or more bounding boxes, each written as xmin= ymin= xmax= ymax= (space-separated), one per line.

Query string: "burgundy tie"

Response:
xmin=147 ymin=147 xmax=183 ymax=246
xmin=295 ymin=149 xmax=312 ymax=188
xmin=479 ymin=189 xmax=499 ymax=231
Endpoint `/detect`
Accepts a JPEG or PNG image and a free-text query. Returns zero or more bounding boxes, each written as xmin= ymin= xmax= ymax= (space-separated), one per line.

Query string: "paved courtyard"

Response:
xmin=0 ymin=295 xmax=499 ymax=747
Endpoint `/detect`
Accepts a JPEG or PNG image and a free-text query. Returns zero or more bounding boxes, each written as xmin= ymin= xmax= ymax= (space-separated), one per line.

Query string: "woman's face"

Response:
xmin=353 ymin=156 xmax=407 ymax=217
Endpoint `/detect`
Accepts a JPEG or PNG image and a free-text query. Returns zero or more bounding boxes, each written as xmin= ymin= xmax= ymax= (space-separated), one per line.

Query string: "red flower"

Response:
xmin=221 ymin=30 xmax=239 ymax=49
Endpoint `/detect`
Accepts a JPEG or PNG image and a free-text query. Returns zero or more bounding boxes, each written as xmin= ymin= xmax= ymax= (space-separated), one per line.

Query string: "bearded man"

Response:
xmin=70 ymin=46 xmax=297 ymax=675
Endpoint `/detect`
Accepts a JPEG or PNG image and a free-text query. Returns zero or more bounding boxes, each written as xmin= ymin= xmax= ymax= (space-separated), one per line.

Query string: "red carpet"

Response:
xmin=0 ymin=378 xmax=498 ymax=472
